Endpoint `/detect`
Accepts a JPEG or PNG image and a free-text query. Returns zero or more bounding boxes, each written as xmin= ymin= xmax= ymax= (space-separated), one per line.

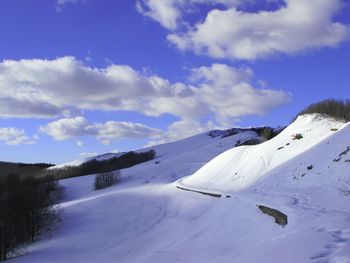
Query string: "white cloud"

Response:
xmin=56 ymin=0 xmax=82 ymax=11
xmin=137 ymin=0 xmax=349 ymax=59
xmin=39 ymin=117 xmax=162 ymax=145
xmin=57 ymin=0 xmax=81 ymax=4
xmin=0 ymin=127 xmax=37 ymax=145
xmin=39 ymin=117 xmax=93 ymax=141
xmin=189 ymin=63 xmax=291 ymax=125
xmin=136 ymin=0 xmax=181 ymax=30
xmin=76 ymin=140 xmax=84 ymax=146
xmin=190 ymin=63 xmax=253 ymax=86
xmin=0 ymin=57 xmax=290 ymax=125
xmin=136 ymin=0 xmax=243 ymax=30
xmin=145 ymin=119 xmax=221 ymax=147
xmin=194 ymin=64 xmax=291 ymax=126
xmin=0 ymin=57 xmax=202 ymax=119
xmin=94 ymin=121 xmax=162 ymax=142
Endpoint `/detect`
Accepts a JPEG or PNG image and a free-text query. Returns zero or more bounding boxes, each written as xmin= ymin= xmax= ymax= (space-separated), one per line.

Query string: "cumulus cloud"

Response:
xmin=94 ymin=121 xmax=162 ymax=143
xmin=137 ymin=0 xmax=349 ymax=59
xmin=136 ymin=0 xmax=181 ymax=30
xmin=0 ymin=57 xmax=290 ymax=125
xmin=0 ymin=57 xmax=203 ymax=119
xmin=0 ymin=127 xmax=37 ymax=145
xmin=39 ymin=117 xmax=162 ymax=145
xmin=136 ymin=0 xmax=243 ymax=30
xmin=39 ymin=117 xmax=93 ymax=141
xmin=190 ymin=63 xmax=291 ymax=124
xmin=145 ymin=119 xmax=221 ymax=147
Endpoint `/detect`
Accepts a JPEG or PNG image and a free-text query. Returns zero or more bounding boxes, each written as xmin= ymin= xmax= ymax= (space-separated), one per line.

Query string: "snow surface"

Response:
xmin=180 ymin=114 xmax=347 ymax=192
xmin=11 ymin=115 xmax=350 ymax=263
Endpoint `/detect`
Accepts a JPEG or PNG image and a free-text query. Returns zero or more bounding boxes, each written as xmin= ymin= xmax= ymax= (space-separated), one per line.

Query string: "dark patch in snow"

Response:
xmin=334 ymin=146 xmax=350 ymax=162
xmin=257 ymin=205 xmax=288 ymax=226
xmin=292 ymin=133 xmax=303 ymax=140
xmin=310 ymin=250 xmax=332 ymax=260
xmin=176 ymin=186 xmax=222 ymax=198
xmin=339 ymin=146 xmax=350 ymax=157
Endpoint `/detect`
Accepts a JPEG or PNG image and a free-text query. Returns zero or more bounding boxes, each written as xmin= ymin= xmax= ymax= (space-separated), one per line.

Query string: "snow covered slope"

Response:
xmin=11 ymin=114 xmax=350 ymax=263
xmin=179 ymin=114 xmax=347 ymax=192
xmin=52 ymin=128 xmax=259 ymax=183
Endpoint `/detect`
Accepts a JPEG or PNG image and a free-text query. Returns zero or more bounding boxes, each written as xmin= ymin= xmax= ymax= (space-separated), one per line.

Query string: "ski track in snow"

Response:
xmin=311 ymin=228 xmax=350 ymax=263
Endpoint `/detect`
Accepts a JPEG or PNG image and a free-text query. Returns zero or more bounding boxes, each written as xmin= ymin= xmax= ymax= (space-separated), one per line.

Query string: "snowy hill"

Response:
xmin=11 ymin=114 xmax=350 ymax=263
xmin=179 ymin=114 xmax=347 ymax=192
xmin=52 ymin=127 xmax=260 ymax=179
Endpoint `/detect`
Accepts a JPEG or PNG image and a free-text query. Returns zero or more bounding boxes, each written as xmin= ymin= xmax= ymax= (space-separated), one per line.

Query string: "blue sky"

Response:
xmin=0 ymin=0 xmax=349 ymax=164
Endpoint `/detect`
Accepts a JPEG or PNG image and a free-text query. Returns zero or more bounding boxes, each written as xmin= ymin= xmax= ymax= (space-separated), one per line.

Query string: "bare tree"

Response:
xmin=0 ymin=173 xmax=62 ymax=261
xmin=94 ymin=171 xmax=120 ymax=190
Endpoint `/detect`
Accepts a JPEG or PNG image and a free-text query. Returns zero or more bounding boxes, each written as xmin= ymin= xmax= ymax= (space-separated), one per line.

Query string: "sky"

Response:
xmin=0 ymin=0 xmax=349 ymax=164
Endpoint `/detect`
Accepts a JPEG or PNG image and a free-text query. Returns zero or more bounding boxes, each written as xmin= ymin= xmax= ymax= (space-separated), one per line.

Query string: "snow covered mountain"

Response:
xmin=12 ymin=114 xmax=350 ymax=263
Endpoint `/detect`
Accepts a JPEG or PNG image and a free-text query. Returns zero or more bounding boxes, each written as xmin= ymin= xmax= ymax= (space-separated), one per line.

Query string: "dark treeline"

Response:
xmin=0 ymin=162 xmax=55 ymax=178
xmin=49 ymin=150 xmax=156 ymax=180
xmin=18 ymin=163 xmax=54 ymax=169
xmin=0 ymin=173 xmax=62 ymax=261
xmin=298 ymin=99 xmax=350 ymax=122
